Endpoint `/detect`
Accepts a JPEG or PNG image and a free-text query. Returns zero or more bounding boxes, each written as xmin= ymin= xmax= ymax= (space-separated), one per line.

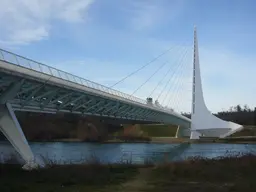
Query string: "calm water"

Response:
xmin=0 ymin=141 xmax=256 ymax=164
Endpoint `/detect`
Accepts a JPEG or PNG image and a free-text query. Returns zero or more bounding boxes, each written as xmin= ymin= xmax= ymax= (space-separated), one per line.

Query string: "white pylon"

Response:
xmin=190 ymin=26 xmax=243 ymax=139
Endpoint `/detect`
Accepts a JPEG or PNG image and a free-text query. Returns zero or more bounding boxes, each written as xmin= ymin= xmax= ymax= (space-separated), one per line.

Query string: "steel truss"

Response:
xmin=0 ymin=73 xmax=190 ymax=127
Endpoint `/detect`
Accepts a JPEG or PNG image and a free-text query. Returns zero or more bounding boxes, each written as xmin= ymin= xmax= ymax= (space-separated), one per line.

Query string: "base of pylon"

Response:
xmin=190 ymin=130 xmax=201 ymax=139
xmin=22 ymin=161 xmax=40 ymax=170
xmin=0 ymin=103 xmax=37 ymax=169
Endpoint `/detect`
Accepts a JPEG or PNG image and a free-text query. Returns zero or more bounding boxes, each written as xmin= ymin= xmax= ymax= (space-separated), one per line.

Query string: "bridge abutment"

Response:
xmin=0 ymin=103 xmax=39 ymax=170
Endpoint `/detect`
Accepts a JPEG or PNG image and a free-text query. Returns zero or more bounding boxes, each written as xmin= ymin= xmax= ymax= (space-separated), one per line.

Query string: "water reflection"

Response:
xmin=0 ymin=141 xmax=256 ymax=164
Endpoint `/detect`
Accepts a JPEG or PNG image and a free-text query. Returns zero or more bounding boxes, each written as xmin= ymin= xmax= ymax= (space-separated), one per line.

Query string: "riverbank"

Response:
xmin=1 ymin=154 xmax=256 ymax=192
xmin=48 ymin=136 xmax=256 ymax=144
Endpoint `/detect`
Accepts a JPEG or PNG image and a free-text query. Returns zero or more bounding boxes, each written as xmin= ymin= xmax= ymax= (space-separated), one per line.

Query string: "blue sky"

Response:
xmin=0 ymin=0 xmax=255 ymax=113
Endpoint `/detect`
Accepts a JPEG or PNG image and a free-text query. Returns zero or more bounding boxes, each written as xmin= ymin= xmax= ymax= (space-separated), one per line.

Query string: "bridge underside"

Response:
xmin=0 ymin=71 xmax=190 ymax=127
xmin=0 ymin=69 xmax=190 ymax=169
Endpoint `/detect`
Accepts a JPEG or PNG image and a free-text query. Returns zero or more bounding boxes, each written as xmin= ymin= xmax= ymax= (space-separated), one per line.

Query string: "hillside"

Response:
xmin=140 ymin=124 xmax=178 ymax=137
xmin=113 ymin=124 xmax=178 ymax=138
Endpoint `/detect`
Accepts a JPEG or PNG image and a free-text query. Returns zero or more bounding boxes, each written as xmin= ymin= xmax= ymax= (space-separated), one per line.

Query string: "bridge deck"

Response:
xmin=0 ymin=48 xmax=190 ymax=127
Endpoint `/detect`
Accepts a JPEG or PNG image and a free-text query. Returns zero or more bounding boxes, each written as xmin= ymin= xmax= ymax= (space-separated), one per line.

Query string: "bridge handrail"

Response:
xmin=0 ymin=48 xmax=179 ymax=115
xmin=0 ymin=48 xmax=147 ymax=103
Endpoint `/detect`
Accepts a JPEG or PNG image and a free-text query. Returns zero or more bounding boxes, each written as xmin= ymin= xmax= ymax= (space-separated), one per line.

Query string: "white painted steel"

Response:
xmin=0 ymin=103 xmax=38 ymax=169
xmin=0 ymin=53 xmax=190 ymax=123
xmin=190 ymin=27 xmax=242 ymax=139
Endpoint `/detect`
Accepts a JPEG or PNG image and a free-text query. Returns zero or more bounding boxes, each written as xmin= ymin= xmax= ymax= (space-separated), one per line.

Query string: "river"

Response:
xmin=0 ymin=142 xmax=256 ymax=164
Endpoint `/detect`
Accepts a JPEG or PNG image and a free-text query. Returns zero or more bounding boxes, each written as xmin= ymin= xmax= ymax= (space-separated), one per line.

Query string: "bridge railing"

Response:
xmin=0 ymin=49 xmax=147 ymax=102
xmin=0 ymin=48 xmax=180 ymax=116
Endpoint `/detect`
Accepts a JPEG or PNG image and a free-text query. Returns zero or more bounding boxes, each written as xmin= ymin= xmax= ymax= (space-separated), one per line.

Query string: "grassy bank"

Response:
xmin=140 ymin=124 xmax=178 ymax=137
xmin=230 ymin=126 xmax=256 ymax=137
xmin=1 ymin=154 xmax=256 ymax=191
xmin=0 ymin=164 xmax=139 ymax=192
xmin=146 ymin=154 xmax=256 ymax=191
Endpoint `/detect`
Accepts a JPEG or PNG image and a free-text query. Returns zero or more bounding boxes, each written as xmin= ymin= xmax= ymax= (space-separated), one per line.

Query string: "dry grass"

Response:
xmin=1 ymin=153 xmax=256 ymax=192
xmin=147 ymin=154 xmax=256 ymax=191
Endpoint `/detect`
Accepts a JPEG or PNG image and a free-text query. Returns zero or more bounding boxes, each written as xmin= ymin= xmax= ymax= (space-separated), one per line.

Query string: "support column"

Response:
xmin=175 ymin=126 xmax=180 ymax=138
xmin=0 ymin=103 xmax=38 ymax=170
xmin=175 ymin=126 xmax=191 ymax=138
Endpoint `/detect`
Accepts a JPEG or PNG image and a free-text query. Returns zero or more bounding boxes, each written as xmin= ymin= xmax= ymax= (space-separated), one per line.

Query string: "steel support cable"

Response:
xmin=167 ymin=52 xmax=191 ymax=111
xmin=161 ymin=63 xmax=184 ymax=106
xmin=164 ymin=49 xmax=191 ymax=107
xmin=172 ymin=66 xmax=192 ymax=112
xmin=161 ymin=49 xmax=189 ymax=105
xmin=173 ymin=82 xmax=190 ymax=113
xmin=156 ymin=47 xmax=188 ymax=102
xmin=161 ymin=49 xmax=189 ymax=106
xmin=148 ymin=47 xmax=185 ymax=98
xmin=110 ymin=43 xmax=184 ymax=88
xmin=156 ymin=49 xmax=187 ymax=103
xmin=130 ymin=60 xmax=169 ymax=96
xmin=171 ymin=48 xmax=193 ymax=111
xmin=174 ymin=84 xmax=188 ymax=112
xmin=175 ymin=79 xmax=192 ymax=113
xmin=168 ymin=67 xmax=188 ymax=111
xmin=167 ymin=50 xmax=192 ymax=111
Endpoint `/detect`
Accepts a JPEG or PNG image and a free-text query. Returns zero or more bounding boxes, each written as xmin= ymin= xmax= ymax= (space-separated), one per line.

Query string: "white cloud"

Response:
xmin=126 ymin=0 xmax=185 ymax=31
xmin=9 ymin=26 xmax=49 ymax=45
xmin=0 ymin=0 xmax=94 ymax=45
xmin=56 ymin=0 xmax=94 ymax=23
